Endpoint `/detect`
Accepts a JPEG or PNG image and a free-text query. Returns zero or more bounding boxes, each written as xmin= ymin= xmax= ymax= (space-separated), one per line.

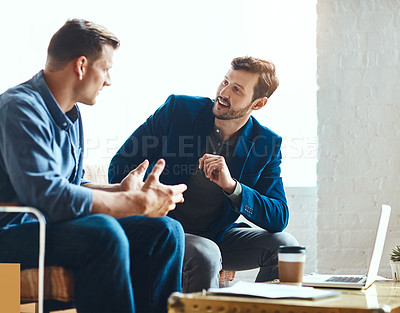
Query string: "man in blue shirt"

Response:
xmin=109 ymin=57 xmax=299 ymax=292
xmin=0 ymin=19 xmax=187 ymax=313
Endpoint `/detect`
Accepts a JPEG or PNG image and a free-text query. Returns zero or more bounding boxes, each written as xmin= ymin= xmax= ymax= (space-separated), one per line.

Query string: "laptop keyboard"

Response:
xmin=325 ymin=276 xmax=364 ymax=283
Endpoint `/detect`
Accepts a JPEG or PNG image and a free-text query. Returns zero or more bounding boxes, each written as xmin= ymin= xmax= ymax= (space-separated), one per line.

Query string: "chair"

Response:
xmin=0 ymin=205 xmax=75 ymax=313
xmin=1 ymin=203 xmax=237 ymax=313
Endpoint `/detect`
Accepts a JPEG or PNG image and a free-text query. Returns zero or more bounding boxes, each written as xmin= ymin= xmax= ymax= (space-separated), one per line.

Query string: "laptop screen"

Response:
xmin=365 ymin=204 xmax=391 ymax=288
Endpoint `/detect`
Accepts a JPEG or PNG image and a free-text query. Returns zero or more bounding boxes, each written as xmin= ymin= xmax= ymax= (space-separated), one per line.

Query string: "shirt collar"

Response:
xmin=32 ymin=70 xmax=79 ymax=130
xmin=213 ymin=125 xmax=243 ymax=147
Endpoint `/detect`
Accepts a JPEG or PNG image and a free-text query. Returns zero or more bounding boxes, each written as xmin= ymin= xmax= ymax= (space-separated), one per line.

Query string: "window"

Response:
xmin=0 ymin=0 xmax=316 ymax=186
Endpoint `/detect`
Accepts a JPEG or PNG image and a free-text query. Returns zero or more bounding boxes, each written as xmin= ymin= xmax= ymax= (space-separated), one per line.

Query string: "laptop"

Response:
xmin=302 ymin=204 xmax=391 ymax=289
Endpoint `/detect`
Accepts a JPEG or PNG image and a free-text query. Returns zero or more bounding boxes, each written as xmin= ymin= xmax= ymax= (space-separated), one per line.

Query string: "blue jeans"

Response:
xmin=182 ymin=227 xmax=298 ymax=292
xmin=0 ymin=214 xmax=185 ymax=313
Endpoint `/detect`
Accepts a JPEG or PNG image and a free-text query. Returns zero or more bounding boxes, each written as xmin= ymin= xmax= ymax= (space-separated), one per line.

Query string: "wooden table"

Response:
xmin=168 ymin=281 xmax=400 ymax=313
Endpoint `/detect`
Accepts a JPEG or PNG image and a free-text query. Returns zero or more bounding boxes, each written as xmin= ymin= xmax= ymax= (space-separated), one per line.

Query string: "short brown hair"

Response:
xmin=231 ymin=56 xmax=279 ymax=101
xmin=47 ymin=19 xmax=120 ymax=70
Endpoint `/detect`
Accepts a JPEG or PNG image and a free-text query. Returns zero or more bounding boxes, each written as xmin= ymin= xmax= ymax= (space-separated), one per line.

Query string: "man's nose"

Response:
xmin=104 ymin=72 xmax=112 ymax=86
xmin=104 ymin=76 xmax=112 ymax=87
xmin=219 ymin=86 xmax=230 ymax=98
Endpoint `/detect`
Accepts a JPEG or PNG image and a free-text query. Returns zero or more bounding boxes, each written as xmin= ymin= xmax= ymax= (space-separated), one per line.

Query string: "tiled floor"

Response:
xmin=233 ymin=268 xmax=258 ymax=283
xmin=20 ymin=303 xmax=37 ymax=313
xmin=20 ymin=303 xmax=76 ymax=313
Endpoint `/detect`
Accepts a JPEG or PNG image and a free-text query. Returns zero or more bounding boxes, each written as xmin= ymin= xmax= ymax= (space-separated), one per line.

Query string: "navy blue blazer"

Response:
xmin=109 ymin=94 xmax=289 ymax=241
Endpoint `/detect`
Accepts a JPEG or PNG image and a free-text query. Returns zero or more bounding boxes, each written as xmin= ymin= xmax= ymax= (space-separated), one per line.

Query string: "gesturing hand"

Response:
xmin=198 ymin=153 xmax=236 ymax=194
xmin=140 ymin=159 xmax=187 ymax=217
xmin=91 ymin=159 xmax=187 ymax=219
xmin=119 ymin=159 xmax=149 ymax=192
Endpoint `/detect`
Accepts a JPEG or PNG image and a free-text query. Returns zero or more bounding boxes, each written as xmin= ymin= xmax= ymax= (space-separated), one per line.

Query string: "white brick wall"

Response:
xmin=317 ymin=0 xmax=400 ymax=278
xmin=235 ymin=187 xmax=317 ymax=282
xmin=285 ymin=187 xmax=317 ymax=274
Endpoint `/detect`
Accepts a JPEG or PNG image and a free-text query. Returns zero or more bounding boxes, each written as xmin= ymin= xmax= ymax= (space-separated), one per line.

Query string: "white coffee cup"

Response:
xmin=278 ymin=246 xmax=306 ymax=285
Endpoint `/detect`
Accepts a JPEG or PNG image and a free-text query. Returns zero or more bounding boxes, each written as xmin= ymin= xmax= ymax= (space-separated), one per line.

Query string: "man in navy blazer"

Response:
xmin=109 ymin=56 xmax=298 ymax=292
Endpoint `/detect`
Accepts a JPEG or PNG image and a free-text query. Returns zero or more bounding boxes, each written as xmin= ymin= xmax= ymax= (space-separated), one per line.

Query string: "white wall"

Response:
xmin=285 ymin=187 xmax=317 ymax=274
xmin=317 ymin=0 xmax=400 ymax=278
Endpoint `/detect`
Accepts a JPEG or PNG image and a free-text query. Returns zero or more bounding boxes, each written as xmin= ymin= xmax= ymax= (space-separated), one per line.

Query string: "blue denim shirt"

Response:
xmin=0 ymin=71 xmax=92 ymax=229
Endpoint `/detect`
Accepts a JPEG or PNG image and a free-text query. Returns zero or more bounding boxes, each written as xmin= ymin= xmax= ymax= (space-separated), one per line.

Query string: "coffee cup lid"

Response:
xmin=278 ymin=246 xmax=306 ymax=253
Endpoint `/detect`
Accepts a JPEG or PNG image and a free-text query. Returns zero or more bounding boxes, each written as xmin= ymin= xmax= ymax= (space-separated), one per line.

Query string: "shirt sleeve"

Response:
xmin=223 ymin=178 xmax=242 ymax=209
xmin=0 ymin=95 xmax=92 ymax=223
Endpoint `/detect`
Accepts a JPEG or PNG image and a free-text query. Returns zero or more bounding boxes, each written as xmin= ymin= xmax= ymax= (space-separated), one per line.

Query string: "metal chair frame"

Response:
xmin=0 ymin=206 xmax=46 ymax=313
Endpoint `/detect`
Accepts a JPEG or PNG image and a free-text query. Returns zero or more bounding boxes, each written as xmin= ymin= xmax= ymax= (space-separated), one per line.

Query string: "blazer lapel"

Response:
xmin=229 ymin=117 xmax=254 ymax=180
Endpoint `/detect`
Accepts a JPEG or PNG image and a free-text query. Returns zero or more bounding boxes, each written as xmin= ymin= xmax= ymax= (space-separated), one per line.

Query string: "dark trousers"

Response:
xmin=0 ymin=214 xmax=185 ymax=313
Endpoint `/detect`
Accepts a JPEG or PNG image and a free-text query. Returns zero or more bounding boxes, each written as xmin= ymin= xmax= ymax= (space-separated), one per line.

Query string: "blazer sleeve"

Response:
xmin=233 ymin=135 xmax=288 ymax=233
xmin=108 ymin=95 xmax=177 ymax=183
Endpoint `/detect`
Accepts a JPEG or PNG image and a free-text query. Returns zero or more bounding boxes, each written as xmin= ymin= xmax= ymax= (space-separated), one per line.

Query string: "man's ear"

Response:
xmin=251 ymin=97 xmax=268 ymax=111
xmin=74 ymin=56 xmax=88 ymax=80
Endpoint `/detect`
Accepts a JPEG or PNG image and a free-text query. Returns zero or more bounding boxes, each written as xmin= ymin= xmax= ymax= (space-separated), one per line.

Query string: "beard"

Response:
xmin=213 ymin=96 xmax=253 ymax=120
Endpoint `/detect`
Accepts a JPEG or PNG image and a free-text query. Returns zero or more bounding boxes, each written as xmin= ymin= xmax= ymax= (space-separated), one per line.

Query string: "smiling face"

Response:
xmin=77 ymin=44 xmax=114 ymax=105
xmin=213 ymin=69 xmax=260 ymax=123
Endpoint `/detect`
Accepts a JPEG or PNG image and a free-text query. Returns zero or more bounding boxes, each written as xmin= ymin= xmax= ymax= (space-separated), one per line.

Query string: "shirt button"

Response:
xmin=63 ymin=122 xmax=67 ymax=127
